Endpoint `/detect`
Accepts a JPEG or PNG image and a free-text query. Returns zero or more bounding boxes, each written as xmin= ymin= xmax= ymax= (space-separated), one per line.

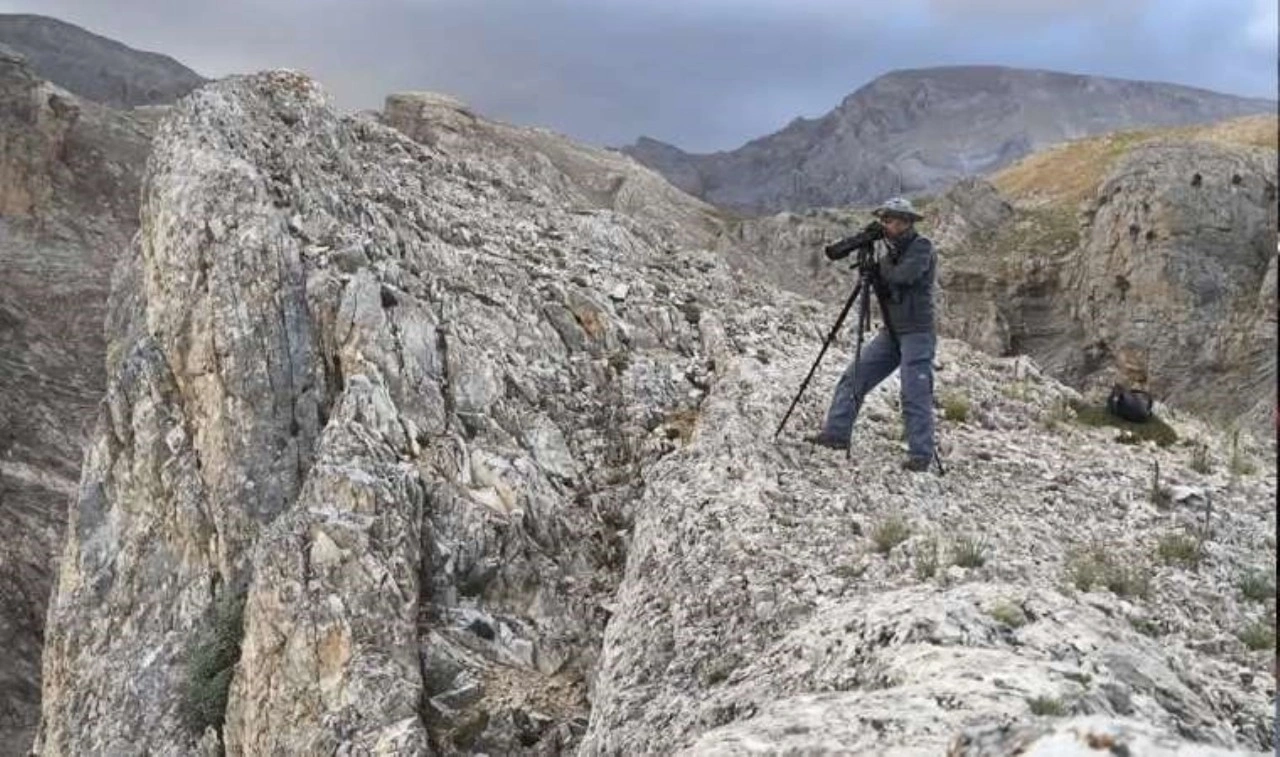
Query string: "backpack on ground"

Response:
xmin=1107 ymin=384 xmax=1154 ymax=423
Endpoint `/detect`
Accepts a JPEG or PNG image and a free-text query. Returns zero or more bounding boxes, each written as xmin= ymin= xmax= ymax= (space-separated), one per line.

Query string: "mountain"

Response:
xmin=0 ymin=47 xmax=159 ymax=754
xmin=712 ymin=114 xmax=1277 ymax=439
xmin=621 ymin=65 xmax=1277 ymax=215
xmin=32 ymin=69 xmax=1275 ymax=757
xmin=0 ymin=13 xmax=206 ymax=107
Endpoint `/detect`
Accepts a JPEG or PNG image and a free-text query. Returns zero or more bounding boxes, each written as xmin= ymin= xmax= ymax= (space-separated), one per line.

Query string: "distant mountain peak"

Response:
xmin=0 ymin=13 xmax=206 ymax=108
xmin=623 ymin=64 xmax=1276 ymax=215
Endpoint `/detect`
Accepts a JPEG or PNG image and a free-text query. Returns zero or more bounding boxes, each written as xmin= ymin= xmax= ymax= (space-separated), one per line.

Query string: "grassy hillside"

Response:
xmin=991 ymin=114 xmax=1278 ymax=207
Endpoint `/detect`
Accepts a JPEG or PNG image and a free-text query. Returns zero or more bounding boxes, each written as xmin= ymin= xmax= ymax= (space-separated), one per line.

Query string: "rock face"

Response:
xmin=621 ymin=66 xmax=1276 ymax=215
xmin=0 ymin=47 xmax=155 ymax=754
xmin=33 ymin=70 xmax=1276 ymax=756
xmin=0 ymin=13 xmax=206 ymax=108
xmin=931 ymin=126 xmax=1278 ymax=437
xmin=33 ymin=69 xmax=741 ymax=756
xmin=380 ymin=92 xmax=727 ymax=252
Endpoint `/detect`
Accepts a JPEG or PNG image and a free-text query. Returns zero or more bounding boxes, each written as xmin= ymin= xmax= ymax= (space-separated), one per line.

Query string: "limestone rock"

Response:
xmin=580 ymin=338 xmax=1275 ymax=755
xmin=33 ymin=69 xmax=745 ymax=756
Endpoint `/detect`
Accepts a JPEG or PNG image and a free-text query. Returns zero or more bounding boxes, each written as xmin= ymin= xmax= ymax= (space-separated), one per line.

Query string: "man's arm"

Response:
xmin=879 ymin=236 xmax=933 ymax=287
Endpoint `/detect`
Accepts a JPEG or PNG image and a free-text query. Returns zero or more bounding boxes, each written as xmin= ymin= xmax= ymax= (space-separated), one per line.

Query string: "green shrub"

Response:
xmin=989 ymin=601 xmax=1027 ymax=628
xmin=1066 ymin=545 xmax=1152 ymax=599
xmin=180 ymin=590 xmax=247 ymax=735
xmin=951 ymin=534 xmax=988 ymax=568
xmin=1238 ymin=621 xmax=1275 ymax=652
xmin=872 ymin=515 xmax=912 ymax=555
xmin=914 ymin=536 xmax=940 ymax=581
xmin=1028 ymin=696 xmax=1067 ymax=716
xmin=1156 ymin=531 xmax=1203 ymax=569
xmin=1238 ymin=571 xmax=1275 ymax=603
xmin=941 ymin=393 xmax=970 ymax=423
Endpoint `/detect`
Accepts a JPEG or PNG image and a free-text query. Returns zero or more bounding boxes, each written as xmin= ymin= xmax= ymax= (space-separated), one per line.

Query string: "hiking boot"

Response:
xmin=804 ymin=433 xmax=849 ymax=451
xmin=901 ymin=456 xmax=930 ymax=473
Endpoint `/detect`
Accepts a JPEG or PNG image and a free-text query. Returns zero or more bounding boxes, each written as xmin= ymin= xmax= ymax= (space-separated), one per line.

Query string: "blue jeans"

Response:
xmin=822 ymin=329 xmax=936 ymax=461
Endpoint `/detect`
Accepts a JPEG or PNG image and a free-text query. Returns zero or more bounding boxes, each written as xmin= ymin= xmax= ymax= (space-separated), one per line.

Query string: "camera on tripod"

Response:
xmin=823 ymin=221 xmax=884 ymax=266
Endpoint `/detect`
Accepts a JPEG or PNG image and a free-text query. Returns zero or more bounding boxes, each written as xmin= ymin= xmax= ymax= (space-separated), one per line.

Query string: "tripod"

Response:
xmin=774 ymin=247 xmax=946 ymax=473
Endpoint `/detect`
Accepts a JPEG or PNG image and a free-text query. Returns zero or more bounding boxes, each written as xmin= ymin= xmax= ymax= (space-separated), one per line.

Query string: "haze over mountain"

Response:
xmin=0 ymin=13 xmax=205 ymax=107
xmin=622 ymin=65 xmax=1277 ymax=214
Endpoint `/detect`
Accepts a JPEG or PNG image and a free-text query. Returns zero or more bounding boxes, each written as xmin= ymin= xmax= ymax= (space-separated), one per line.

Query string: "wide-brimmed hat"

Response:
xmin=873 ymin=196 xmax=924 ymax=221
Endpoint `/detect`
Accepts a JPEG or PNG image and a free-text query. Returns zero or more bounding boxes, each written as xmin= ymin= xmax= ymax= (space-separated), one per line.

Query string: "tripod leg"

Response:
xmin=774 ymin=279 xmax=863 ymax=439
xmin=844 ymin=279 xmax=876 ymax=460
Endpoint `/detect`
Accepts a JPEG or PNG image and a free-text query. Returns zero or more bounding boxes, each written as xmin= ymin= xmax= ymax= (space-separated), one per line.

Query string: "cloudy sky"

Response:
xmin=2 ymin=0 xmax=1275 ymax=152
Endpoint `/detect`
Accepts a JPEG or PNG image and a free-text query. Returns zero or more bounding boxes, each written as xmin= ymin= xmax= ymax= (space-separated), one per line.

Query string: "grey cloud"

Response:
xmin=1 ymin=0 xmax=1273 ymax=153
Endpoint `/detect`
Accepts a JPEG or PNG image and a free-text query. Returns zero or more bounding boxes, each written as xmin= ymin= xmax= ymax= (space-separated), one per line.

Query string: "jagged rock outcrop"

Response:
xmin=621 ymin=65 xmax=1276 ymax=215
xmin=380 ymin=92 xmax=727 ymax=252
xmin=930 ymin=126 xmax=1278 ymax=437
xmin=0 ymin=13 xmax=206 ymax=107
xmin=0 ymin=47 xmax=156 ymax=754
xmin=34 ymin=71 xmax=1275 ymax=756
xmin=33 ymin=69 xmax=743 ymax=756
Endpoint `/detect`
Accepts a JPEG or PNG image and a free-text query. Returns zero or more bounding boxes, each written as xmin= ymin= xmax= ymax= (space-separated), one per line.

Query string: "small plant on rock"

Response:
xmin=872 ymin=515 xmax=912 ymax=555
xmin=1129 ymin=616 xmax=1162 ymax=637
xmin=1156 ymin=531 xmax=1203 ymax=569
xmin=914 ymin=536 xmax=940 ymax=581
xmin=989 ymin=601 xmax=1027 ymax=628
xmin=1103 ymin=560 xmax=1153 ymax=599
xmin=1002 ymin=381 xmax=1031 ymax=402
xmin=1027 ymin=696 xmax=1067 ymax=716
xmin=951 ymin=534 xmax=989 ymax=568
xmin=941 ymin=392 xmax=970 ymax=423
xmin=1065 ymin=545 xmax=1152 ymax=599
xmin=1238 ymin=571 xmax=1275 ymax=604
xmin=180 ymin=589 xmax=247 ymax=736
xmin=1238 ymin=620 xmax=1276 ymax=652
xmin=1040 ymin=397 xmax=1076 ymax=431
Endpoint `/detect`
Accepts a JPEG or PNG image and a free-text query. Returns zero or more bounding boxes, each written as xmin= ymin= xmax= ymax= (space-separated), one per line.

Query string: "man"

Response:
xmin=805 ymin=197 xmax=938 ymax=472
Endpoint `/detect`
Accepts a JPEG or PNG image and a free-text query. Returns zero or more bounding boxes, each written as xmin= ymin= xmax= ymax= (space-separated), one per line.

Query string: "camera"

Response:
xmin=824 ymin=221 xmax=884 ymax=262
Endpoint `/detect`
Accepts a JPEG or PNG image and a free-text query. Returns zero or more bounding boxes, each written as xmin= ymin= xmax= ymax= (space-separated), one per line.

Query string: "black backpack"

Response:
xmin=1107 ymin=384 xmax=1154 ymax=423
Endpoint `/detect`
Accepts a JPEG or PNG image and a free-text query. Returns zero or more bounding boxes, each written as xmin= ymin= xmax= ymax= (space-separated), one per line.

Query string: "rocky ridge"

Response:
xmin=622 ymin=65 xmax=1276 ymax=215
xmin=0 ymin=47 xmax=157 ymax=754
xmin=32 ymin=70 xmax=1276 ymax=756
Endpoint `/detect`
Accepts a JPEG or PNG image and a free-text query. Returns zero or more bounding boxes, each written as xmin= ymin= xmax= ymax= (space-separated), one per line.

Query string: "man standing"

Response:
xmin=805 ymin=197 xmax=939 ymax=472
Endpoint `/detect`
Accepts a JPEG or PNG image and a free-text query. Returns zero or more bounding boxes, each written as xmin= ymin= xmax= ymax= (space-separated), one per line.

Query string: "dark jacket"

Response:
xmin=875 ymin=230 xmax=936 ymax=335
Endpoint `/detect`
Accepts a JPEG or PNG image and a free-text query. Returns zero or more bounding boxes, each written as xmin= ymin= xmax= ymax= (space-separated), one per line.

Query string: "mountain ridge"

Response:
xmin=0 ymin=13 xmax=206 ymax=107
xmin=620 ymin=64 xmax=1276 ymax=214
